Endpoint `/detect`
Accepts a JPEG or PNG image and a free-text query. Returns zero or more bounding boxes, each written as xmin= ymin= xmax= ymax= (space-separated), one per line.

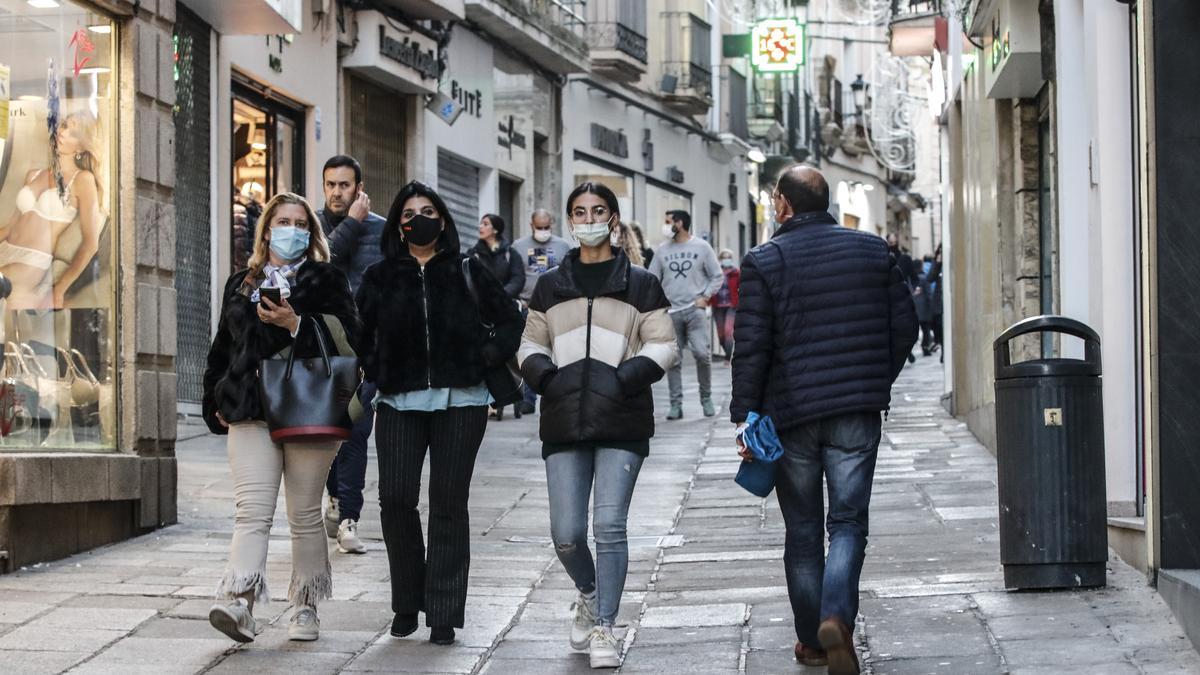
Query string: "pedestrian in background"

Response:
xmin=519 ymin=182 xmax=676 ymax=669
xmin=930 ymin=244 xmax=944 ymax=359
xmin=318 ymin=154 xmax=385 ymax=556
xmin=629 ymin=222 xmax=654 ymax=268
xmin=610 ymin=220 xmax=644 ymax=266
xmin=473 ymin=213 xmax=526 ymax=420
xmin=203 ymin=192 xmax=361 ymax=644
xmin=731 ymin=166 xmax=917 ymax=674
xmin=886 ymin=233 xmax=919 ymax=364
xmin=649 ymin=209 xmax=724 ymax=420
xmin=511 ymin=209 xmax=573 ymax=416
xmin=357 ymin=181 xmax=522 ymax=646
xmin=712 ymin=248 xmax=740 ymax=365
xmin=915 ymin=255 xmax=936 ymax=356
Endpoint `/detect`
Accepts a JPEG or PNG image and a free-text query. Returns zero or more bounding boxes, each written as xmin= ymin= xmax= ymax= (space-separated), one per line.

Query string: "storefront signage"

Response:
xmin=751 ymin=19 xmax=805 ymax=73
xmin=451 ymin=79 xmax=484 ymax=118
xmin=498 ymin=115 xmax=526 ymax=157
xmin=379 ymin=25 xmax=439 ymax=81
xmin=667 ymin=166 xmax=685 ymax=184
xmin=591 ymin=123 xmax=628 ymax=159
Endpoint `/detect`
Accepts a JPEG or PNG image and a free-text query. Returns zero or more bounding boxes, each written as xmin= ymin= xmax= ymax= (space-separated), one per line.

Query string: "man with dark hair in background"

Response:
xmin=318 ymin=154 xmax=386 ymax=556
xmin=731 ymin=165 xmax=917 ymax=674
xmin=649 ymin=209 xmax=724 ymax=420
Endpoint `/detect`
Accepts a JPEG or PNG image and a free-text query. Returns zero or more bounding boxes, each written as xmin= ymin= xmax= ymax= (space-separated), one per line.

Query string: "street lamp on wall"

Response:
xmin=850 ymin=74 xmax=868 ymax=114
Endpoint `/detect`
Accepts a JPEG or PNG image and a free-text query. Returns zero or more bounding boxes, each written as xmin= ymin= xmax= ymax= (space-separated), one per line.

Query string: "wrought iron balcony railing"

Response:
xmin=587 ymin=0 xmax=647 ymax=63
xmin=661 ymin=11 xmax=712 ymax=98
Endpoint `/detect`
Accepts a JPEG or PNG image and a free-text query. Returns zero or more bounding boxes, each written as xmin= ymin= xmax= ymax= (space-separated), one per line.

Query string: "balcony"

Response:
xmin=888 ymin=0 xmax=945 ymax=57
xmin=180 ymin=0 xmax=302 ymax=34
xmin=724 ymin=67 xmax=749 ymax=140
xmin=659 ymin=11 xmax=713 ymax=116
xmin=376 ymin=0 xmax=466 ymax=20
xmin=586 ymin=0 xmax=648 ymax=83
xmin=466 ymin=0 xmax=590 ymax=74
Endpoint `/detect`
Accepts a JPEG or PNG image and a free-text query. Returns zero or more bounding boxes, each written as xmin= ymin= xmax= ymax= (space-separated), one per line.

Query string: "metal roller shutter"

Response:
xmin=173 ymin=5 xmax=212 ymax=406
xmin=437 ymin=149 xmax=480 ymax=252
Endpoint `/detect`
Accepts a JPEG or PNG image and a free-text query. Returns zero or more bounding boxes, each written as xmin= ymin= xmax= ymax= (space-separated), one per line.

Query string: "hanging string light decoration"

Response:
xmin=863 ymin=53 xmax=920 ymax=175
xmin=832 ymin=0 xmax=893 ymax=26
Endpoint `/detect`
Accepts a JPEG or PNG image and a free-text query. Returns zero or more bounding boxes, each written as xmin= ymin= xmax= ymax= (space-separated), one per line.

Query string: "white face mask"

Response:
xmin=662 ymin=224 xmax=676 ymax=239
xmin=574 ymin=219 xmax=613 ymax=247
xmin=533 ymin=228 xmax=552 ymax=243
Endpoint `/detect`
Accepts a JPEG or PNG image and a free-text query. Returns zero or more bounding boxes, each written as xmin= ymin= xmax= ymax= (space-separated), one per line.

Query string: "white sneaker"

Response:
xmin=324 ymin=495 xmax=340 ymax=538
xmin=208 ymin=597 xmax=256 ymax=643
xmin=336 ymin=518 xmax=367 ymax=554
xmin=587 ymin=625 xmax=621 ymax=669
xmin=569 ymin=592 xmax=597 ymax=650
xmin=288 ymin=605 xmax=320 ymax=641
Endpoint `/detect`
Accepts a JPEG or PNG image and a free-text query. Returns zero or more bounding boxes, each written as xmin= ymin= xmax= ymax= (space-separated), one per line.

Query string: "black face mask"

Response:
xmin=402 ymin=214 xmax=442 ymax=247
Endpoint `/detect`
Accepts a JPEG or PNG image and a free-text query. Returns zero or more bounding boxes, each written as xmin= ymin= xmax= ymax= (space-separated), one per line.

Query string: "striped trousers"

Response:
xmin=375 ymin=404 xmax=487 ymax=628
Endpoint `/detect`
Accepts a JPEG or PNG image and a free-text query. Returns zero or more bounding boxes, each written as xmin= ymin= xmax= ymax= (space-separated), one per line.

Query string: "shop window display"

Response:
xmin=0 ymin=1 xmax=117 ymax=449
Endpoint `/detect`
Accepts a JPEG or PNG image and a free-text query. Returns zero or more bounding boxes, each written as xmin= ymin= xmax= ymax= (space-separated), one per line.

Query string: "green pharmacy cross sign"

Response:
xmin=752 ymin=19 xmax=806 ymax=73
xmin=725 ymin=19 xmax=807 ymax=73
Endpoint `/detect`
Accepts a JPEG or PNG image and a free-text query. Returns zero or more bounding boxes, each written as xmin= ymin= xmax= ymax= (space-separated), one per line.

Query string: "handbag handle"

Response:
xmin=285 ymin=317 xmax=332 ymax=381
xmin=70 ymin=349 xmax=102 ymax=385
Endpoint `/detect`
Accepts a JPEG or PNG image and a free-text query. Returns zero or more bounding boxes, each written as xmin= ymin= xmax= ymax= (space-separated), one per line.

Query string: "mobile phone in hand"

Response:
xmin=259 ymin=287 xmax=282 ymax=308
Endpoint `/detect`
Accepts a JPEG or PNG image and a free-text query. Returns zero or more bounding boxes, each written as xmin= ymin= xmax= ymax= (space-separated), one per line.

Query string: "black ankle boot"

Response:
xmin=430 ymin=626 xmax=455 ymax=645
xmin=390 ymin=613 xmax=418 ymax=638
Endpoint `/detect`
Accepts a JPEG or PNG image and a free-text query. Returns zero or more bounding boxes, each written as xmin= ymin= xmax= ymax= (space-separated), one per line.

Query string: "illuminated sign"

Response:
xmin=752 ymin=19 xmax=805 ymax=73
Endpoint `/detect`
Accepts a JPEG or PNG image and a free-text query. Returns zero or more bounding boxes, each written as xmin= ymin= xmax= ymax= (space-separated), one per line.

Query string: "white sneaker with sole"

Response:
xmin=324 ymin=495 xmax=340 ymax=538
xmin=587 ymin=625 xmax=621 ymax=669
xmin=569 ymin=592 xmax=597 ymax=650
xmin=288 ymin=605 xmax=320 ymax=641
xmin=208 ymin=598 xmax=256 ymax=643
xmin=336 ymin=518 xmax=367 ymax=554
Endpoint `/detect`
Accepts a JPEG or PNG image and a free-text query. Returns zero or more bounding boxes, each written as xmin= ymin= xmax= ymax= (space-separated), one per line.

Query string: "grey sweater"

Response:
xmin=511 ymin=234 xmax=574 ymax=303
xmin=649 ymin=236 xmax=724 ymax=312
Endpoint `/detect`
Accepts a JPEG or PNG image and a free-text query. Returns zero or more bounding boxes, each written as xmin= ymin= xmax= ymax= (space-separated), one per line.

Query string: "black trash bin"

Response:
xmin=993 ymin=315 xmax=1107 ymax=590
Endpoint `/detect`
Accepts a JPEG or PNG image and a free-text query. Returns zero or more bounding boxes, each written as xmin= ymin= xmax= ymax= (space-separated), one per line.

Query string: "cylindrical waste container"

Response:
xmin=993 ymin=315 xmax=1107 ymax=590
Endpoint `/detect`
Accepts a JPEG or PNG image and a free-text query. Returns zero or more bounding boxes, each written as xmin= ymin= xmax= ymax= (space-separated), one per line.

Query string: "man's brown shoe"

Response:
xmin=794 ymin=641 xmax=828 ymax=666
xmin=817 ymin=617 xmax=860 ymax=675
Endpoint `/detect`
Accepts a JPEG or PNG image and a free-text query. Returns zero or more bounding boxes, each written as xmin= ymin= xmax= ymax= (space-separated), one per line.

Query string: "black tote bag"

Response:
xmin=258 ymin=317 xmax=361 ymax=443
xmin=462 ymin=259 xmax=524 ymax=407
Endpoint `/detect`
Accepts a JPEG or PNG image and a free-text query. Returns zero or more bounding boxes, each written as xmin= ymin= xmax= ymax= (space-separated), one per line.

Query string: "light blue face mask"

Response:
xmin=269 ymin=226 xmax=310 ymax=262
xmin=923 ymin=260 xmax=933 ymax=275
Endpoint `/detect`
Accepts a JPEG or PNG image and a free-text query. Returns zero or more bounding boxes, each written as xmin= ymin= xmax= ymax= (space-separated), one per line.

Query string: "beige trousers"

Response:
xmin=216 ymin=422 xmax=339 ymax=608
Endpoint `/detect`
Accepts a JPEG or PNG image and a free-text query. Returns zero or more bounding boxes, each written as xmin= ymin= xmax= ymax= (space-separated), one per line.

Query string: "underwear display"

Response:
xmin=0 ymin=241 xmax=54 ymax=271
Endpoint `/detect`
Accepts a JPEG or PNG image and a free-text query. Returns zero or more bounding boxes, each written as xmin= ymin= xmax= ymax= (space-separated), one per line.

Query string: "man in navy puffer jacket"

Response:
xmin=731 ymin=165 xmax=917 ymax=674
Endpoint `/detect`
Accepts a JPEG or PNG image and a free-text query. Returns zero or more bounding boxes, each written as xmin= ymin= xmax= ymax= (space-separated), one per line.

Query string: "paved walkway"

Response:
xmin=0 ymin=358 xmax=1195 ymax=674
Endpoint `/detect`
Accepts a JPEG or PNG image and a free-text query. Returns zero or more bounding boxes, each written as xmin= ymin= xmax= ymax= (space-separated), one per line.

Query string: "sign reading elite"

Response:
xmin=752 ymin=19 xmax=805 ymax=73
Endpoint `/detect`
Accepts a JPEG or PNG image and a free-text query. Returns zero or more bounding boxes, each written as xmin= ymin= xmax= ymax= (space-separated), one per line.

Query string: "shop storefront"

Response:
xmin=0 ymin=0 xmax=181 ymax=570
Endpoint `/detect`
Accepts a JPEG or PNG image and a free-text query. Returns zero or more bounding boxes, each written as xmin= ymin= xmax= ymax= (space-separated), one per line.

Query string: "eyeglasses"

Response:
xmin=570 ymin=205 xmax=611 ymax=224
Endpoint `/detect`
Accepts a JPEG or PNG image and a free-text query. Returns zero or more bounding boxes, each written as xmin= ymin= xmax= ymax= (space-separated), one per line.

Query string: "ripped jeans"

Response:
xmin=545 ymin=448 xmax=644 ymax=626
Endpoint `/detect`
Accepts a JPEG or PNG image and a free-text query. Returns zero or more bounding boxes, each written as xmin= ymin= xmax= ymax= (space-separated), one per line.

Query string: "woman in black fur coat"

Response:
xmin=202 ymin=192 xmax=361 ymax=645
xmin=356 ymin=181 xmax=521 ymax=646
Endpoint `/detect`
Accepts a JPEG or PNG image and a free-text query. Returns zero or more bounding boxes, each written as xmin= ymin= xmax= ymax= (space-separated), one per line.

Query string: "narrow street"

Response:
xmin=0 ymin=359 xmax=1195 ymax=674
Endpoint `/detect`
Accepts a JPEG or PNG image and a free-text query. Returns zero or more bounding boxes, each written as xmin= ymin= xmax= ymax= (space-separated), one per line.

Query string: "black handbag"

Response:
xmin=258 ymin=317 xmax=361 ymax=444
xmin=462 ymin=259 xmax=524 ymax=407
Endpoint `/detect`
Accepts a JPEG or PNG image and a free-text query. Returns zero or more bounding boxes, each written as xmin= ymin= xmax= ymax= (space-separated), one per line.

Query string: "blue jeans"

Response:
xmin=545 ymin=448 xmax=644 ymax=626
xmin=775 ymin=411 xmax=881 ymax=645
xmin=325 ymin=381 xmax=377 ymax=522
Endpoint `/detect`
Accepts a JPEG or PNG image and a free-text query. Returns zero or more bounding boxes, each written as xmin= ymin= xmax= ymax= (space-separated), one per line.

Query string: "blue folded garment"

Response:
xmin=735 ymin=412 xmax=784 ymax=498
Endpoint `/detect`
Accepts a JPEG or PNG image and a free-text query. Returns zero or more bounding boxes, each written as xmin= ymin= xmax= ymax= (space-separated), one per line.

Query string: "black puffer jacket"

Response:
xmin=202 ymin=262 xmax=361 ymax=435
xmin=519 ymin=250 xmax=676 ymax=457
xmin=730 ymin=211 xmax=918 ymax=429
xmin=356 ymin=223 xmax=523 ymax=395
xmin=471 ymin=239 xmax=525 ymax=300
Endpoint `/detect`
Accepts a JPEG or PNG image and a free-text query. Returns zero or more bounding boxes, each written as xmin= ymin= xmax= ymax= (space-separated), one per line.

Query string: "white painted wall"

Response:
xmin=420 ymin=25 xmax=497 ymax=217
xmin=1084 ymin=2 xmax=1138 ymax=509
xmin=1056 ymin=0 xmax=1138 ymax=508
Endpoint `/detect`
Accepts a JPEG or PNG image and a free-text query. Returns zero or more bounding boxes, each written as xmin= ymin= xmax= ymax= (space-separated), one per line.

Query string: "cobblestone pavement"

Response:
xmin=0 ymin=358 xmax=1195 ymax=674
